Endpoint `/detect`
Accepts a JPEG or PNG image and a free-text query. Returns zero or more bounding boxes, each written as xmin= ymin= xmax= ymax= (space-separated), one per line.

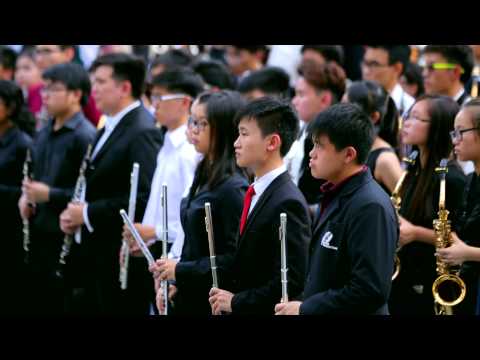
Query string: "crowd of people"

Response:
xmin=0 ymin=44 xmax=479 ymax=316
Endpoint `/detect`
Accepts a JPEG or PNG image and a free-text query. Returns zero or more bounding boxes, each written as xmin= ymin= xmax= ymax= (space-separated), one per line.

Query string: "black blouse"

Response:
xmin=173 ymin=172 xmax=248 ymax=315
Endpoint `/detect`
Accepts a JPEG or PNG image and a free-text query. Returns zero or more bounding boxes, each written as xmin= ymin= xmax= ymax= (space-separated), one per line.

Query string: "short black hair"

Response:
xmin=423 ymin=45 xmax=474 ymax=84
xmin=150 ymin=49 xmax=193 ymax=71
xmin=90 ymin=53 xmax=146 ymax=99
xmin=310 ymin=103 xmax=375 ymax=164
xmin=43 ymin=62 xmax=91 ymax=107
xmin=151 ymin=67 xmax=205 ymax=98
xmin=301 ymin=45 xmax=344 ymax=66
xmin=366 ymin=45 xmax=411 ymax=75
xmin=0 ymin=80 xmax=35 ymax=136
xmin=237 ymin=66 xmax=291 ymax=99
xmin=235 ymin=96 xmax=299 ymax=156
xmin=192 ymin=60 xmax=236 ymax=90
xmin=0 ymin=46 xmax=18 ymax=72
xmin=402 ymin=62 xmax=425 ymax=97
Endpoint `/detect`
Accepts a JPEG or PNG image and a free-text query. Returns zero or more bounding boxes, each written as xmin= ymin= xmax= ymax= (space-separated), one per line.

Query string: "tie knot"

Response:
xmin=247 ymin=185 xmax=256 ymax=196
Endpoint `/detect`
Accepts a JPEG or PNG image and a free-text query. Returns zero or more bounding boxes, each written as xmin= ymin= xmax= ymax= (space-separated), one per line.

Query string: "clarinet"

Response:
xmin=55 ymin=145 xmax=92 ymax=279
xmin=22 ymin=149 xmax=33 ymax=264
xmin=204 ymin=202 xmax=218 ymax=288
xmin=119 ymin=163 xmax=140 ymax=290
xmin=160 ymin=184 xmax=168 ymax=315
xmin=279 ymin=213 xmax=288 ymax=303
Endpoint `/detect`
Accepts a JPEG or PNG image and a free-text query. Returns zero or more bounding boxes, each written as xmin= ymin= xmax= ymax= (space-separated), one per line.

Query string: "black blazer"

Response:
xmin=78 ymin=105 xmax=163 ymax=294
xmin=173 ymin=172 xmax=248 ymax=315
xmin=220 ymin=171 xmax=311 ymax=315
xmin=300 ymin=169 xmax=398 ymax=315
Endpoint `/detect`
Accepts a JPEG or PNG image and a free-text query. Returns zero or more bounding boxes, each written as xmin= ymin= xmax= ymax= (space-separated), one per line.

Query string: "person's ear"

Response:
xmin=266 ymin=133 xmax=282 ymax=153
xmin=71 ymin=89 xmax=82 ymax=104
xmin=320 ymin=91 xmax=334 ymax=108
xmin=120 ymin=80 xmax=132 ymax=97
xmin=343 ymin=146 xmax=358 ymax=164
xmin=63 ymin=47 xmax=76 ymax=62
xmin=371 ymin=111 xmax=381 ymax=125
xmin=392 ymin=62 xmax=403 ymax=77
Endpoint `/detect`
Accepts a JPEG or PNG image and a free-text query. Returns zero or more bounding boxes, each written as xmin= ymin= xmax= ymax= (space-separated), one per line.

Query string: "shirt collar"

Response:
xmin=50 ymin=111 xmax=84 ymax=132
xmin=252 ymin=163 xmax=287 ymax=196
xmin=165 ymin=124 xmax=188 ymax=149
xmin=105 ymin=100 xmax=141 ymax=132
xmin=453 ymin=88 xmax=465 ymax=102
xmin=320 ymin=165 xmax=368 ymax=195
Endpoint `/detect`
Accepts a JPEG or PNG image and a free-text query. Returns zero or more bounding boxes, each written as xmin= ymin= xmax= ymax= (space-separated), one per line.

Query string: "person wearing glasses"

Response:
xmin=18 ymin=63 xmax=96 ymax=315
xmin=33 ymin=45 xmax=101 ymax=128
xmin=361 ymin=45 xmax=415 ymax=116
xmin=121 ymin=67 xmax=203 ymax=314
xmin=436 ymin=99 xmax=480 ymax=315
xmin=388 ymin=94 xmax=466 ymax=315
xmin=422 ymin=45 xmax=474 ymax=107
xmin=151 ymin=91 xmax=249 ymax=315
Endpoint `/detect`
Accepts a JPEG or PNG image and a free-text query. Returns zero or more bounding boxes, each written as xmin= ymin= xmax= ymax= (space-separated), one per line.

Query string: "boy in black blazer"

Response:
xmin=275 ymin=103 xmax=398 ymax=315
xmin=209 ymin=97 xmax=311 ymax=315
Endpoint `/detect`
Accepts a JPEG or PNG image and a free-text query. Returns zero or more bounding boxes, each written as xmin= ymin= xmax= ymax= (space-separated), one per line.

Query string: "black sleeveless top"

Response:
xmin=366 ymin=147 xmax=396 ymax=195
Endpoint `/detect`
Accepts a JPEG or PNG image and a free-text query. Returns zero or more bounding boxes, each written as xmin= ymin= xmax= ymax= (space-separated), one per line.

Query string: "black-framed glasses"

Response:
xmin=450 ymin=127 xmax=480 ymax=142
xmin=188 ymin=116 xmax=209 ymax=132
xmin=361 ymin=60 xmax=390 ymax=69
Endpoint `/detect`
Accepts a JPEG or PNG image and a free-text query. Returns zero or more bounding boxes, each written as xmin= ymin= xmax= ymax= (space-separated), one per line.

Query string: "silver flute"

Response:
xmin=160 ymin=184 xmax=168 ymax=315
xmin=204 ymin=202 xmax=218 ymax=288
xmin=56 ymin=144 xmax=92 ymax=278
xmin=119 ymin=209 xmax=155 ymax=265
xmin=22 ymin=149 xmax=33 ymax=263
xmin=119 ymin=163 xmax=140 ymax=290
xmin=279 ymin=213 xmax=288 ymax=303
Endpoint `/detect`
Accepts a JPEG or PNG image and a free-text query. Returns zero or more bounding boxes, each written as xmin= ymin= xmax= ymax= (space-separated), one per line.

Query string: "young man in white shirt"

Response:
xmin=122 ymin=68 xmax=204 ymax=314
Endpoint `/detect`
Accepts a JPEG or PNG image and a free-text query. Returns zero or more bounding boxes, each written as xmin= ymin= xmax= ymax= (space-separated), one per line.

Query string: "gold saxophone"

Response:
xmin=390 ymin=150 xmax=418 ymax=281
xmin=432 ymin=159 xmax=466 ymax=315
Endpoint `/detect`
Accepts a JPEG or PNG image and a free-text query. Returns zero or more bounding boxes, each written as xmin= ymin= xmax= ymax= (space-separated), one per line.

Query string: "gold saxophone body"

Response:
xmin=432 ymin=159 xmax=466 ymax=315
xmin=390 ymin=150 xmax=418 ymax=281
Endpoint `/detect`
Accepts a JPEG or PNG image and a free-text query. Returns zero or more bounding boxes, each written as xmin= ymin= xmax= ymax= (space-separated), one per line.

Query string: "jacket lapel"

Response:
xmin=237 ymin=171 xmax=290 ymax=247
xmin=91 ymin=108 xmax=138 ymax=165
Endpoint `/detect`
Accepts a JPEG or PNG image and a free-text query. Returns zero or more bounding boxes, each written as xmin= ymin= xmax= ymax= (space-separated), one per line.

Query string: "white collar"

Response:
xmin=105 ymin=100 xmax=141 ymax=132
xmin=453 ymin=88 xmax=465 ymax=102
xmin=252 ymin=164 xmax=287 ymax=196
xmin=165 ymin=123 xmax=188 ymax=149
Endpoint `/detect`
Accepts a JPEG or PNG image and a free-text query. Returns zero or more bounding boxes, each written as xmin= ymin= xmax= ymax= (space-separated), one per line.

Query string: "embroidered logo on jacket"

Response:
xmin=321 ymin=231 xmax=337 ymax=250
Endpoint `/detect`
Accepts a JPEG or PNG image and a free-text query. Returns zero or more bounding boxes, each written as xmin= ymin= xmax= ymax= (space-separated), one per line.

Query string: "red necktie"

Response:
xmin=239 ymin=185 xmax=256 ymax=235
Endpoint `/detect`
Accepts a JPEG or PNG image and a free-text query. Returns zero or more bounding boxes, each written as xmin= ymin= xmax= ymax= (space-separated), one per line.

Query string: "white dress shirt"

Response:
xmin=248 ymin=164 xmax=288 ymax=216
xmin=82 ymin=100 xmax=141 ymax=236
xmin=141 ymin=124 xmax=200 ymax=260
xmin=391 ymin=83 xmax=415 ymax=116
xmin=285 ymin=120 xmax=306 ymax=185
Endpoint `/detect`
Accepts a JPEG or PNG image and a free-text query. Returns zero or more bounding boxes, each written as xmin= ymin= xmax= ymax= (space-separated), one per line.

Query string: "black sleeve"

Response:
xmin=300 ymin=202 xmax=397 ymax=315
xmin=231 ymin=199 xmax=311 ymax=314
xmin=446 ymin=166 xmax=467 ymax=221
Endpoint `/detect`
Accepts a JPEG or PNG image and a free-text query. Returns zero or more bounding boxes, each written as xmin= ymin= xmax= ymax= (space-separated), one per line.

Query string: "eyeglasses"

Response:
xmin=449 ymin=127 xmax=479 ymax=142
xmin=40 ymin=85 xmax=68 ymax=95
xmin=422 ymin=63 xmax=465 ymax=74
xmin=151 ymin=94 xmax=190 ymax=103
xmin=35 ymin=48 xmax=61 ymax=56
xmin=403 ymin=114 xmax=431 ymax=123
xmin=361 ymin=60 xmax=390 ymax=69
xmin=188 ymin=116 xmax=209 ymax=132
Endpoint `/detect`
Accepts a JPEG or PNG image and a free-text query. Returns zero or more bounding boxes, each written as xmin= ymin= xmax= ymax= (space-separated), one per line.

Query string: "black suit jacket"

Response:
xmin=300 ymin=169 xmax=398 ymax=315
xmin=75 ymin=105 xmax=163 ymax=310
xmin=173 ymin=172 xmax=248 ymax=315
xmin=220 ymin=171 xmax=311 ymax=315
